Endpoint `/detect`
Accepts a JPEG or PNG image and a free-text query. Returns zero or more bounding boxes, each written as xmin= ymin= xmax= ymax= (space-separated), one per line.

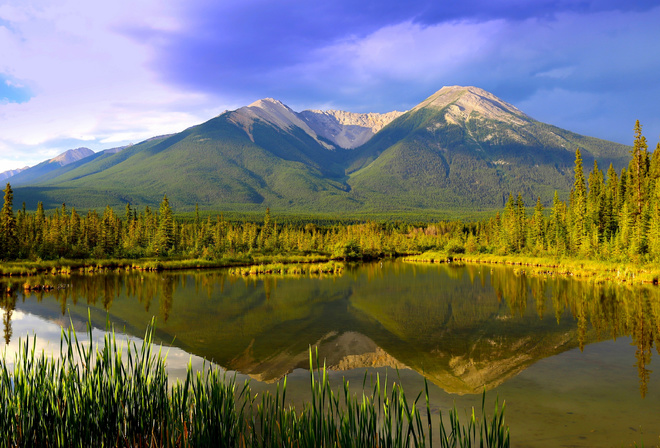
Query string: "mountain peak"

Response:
xmin=414 ymin=85 xmax=529 ymax=126
xmin=49 ymin=147 xmax=94 ymax=166
xmin=247 ymin=97 xmax=290 ymax=110
xmin=230 ymin=98 xmax=328 ymax=145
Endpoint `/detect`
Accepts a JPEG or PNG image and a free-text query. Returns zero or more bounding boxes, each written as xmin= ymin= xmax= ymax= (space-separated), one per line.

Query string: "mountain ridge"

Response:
xmin=0 ymin=166 xmax=29 ymax=182
xmin=9 ymin=86 xmax=632 ymax=215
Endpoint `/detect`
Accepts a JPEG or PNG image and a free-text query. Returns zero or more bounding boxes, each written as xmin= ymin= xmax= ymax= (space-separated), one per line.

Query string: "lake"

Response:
xmin=1 ymin=260 xmax=659 ymax=447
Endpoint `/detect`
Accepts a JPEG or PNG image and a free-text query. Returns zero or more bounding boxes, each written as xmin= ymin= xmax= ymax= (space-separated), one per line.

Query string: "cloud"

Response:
xmin=135 ymin=1 xmax=660 ymax=136
xmin=1 ymin=0 xmax=660 ymax=172
xmin=0 ymin=0 xmax=230 ymax=171
xmin=143 ymin=1 xmax=660 ymax=143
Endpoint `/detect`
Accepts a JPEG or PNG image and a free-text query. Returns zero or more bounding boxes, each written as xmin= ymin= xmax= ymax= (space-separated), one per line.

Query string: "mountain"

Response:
xmin=50 ymin=147 xmax=95 ymax=165
xmin=346 ymin=86 xmax=630 ymax=211
xmin=0 ymin=166 xmax=29 ymax=182
xmin=8 ymin=147 xmax=95 ymax=187
xmin=299 ymin=109 xmax=405 ymax=149
xmin=11 ymin=86 xmax=632 ymax=214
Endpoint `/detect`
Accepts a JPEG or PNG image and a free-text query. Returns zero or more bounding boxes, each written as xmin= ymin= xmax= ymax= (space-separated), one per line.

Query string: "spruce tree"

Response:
xmin=260 ymin=207 xmax=274 ymax=249
xmin=550 ymin=191 xmax=567 ymax=256
xmin=101 ymin=206 xmax=116 ymax=256
xmin=650 ymin=142 xmax=660 ymax=184
xmin=648 ymin=183 xmax=660 ymax=259
xmin=531 ymin=197 xmax=545 ymax=251
xmin=586 ymin=160 xmax=605 ymax=240
xmin=0 ymin=183 xmax=17 ymax=260
xmin=515 ymin=193 xmax=526 ymax=252
xmin=605 ymin=163 xmax=619 ymax=239
xmin=501 ymin=193 xmax=516 ymax=253
xmin=630 ymin=120 xmax=649 ymax=217
xmin=570 ymin=149 xmax=587 ymax=252
xmin=156 ymin=195 xmax=174 ymax=255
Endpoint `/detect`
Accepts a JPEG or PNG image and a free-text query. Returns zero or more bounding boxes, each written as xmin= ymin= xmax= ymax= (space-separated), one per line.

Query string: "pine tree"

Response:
xmin=531 ymin=197 xmax=545 ymax=251
xmin=618 ymin=167 xmax=628 ymax=213
xmin=605 ymin=163 xmax=619 ymax=239
xmin=101 ymin=206 xmax=116 ymax=256
xmin=0 ymin=183 xmax=17 ymax=260
xmin=648 ymin=183 xmax=660 ymax=259
xmin=617 ymin=201 xmax=634 ymax=257
xmin=125 ymin=203 xmax=132 ymax=222
xmin=501 ymin=193 xmax=516 ymax=253
xmin=515 ymin=193 xmax=526 ymax=252
xmin=586 ymin=160 xmax=605 ymax=240
xmin=260 ymin=207 xmax=274 ymax=249
xmin=155 ymin=195 xmax=174 ymax=255
xmin=570 ymin=149 xmax=587 ymax=252
xmin=650 ymin=142 xmax=660 ymax=184
xmin=630 ymin=120 xmax=649 ymax=217
xmin=550 ymin=191 xmax=568 ymax=256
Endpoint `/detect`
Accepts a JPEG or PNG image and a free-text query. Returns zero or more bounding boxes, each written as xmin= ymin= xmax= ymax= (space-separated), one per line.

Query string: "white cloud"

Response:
xmin=1 ymin=0 xmax=660 ymax=173
xmin=0 ymin=0 xmax=226 ymax=172
xmin=287 ymin=7 xmax=660 ymax=142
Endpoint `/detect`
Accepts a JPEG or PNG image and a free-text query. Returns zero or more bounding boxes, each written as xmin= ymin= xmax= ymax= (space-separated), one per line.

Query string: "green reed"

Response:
xmin=0 ymin=322 xmax=509 ymax=447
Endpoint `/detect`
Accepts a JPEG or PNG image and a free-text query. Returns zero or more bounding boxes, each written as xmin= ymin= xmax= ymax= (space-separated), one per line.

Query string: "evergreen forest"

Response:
xmin=1 ymin=121 xmax=659 ymax=266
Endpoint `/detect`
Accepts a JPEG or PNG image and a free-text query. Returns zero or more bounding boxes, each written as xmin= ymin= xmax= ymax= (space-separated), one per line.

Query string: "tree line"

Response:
xmin=471 ymin=120 xmax=660 ymax=262
xmin=0 ymin=187 xmax=454 ymax=261
xmin=0 ymin=120 xmax=658 ymax=263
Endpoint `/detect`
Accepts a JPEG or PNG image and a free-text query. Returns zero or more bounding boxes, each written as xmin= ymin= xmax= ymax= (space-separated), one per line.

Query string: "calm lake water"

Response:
xmin=1 ymin=260 xmax=659 ymax=447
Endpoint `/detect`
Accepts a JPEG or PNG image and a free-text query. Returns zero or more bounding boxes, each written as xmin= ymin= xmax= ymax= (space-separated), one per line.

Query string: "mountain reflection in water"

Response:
xmin=1 ymin=261 xmax=658 ymax=396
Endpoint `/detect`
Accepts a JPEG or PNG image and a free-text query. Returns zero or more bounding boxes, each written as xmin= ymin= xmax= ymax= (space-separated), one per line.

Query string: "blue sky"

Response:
xmin=1 ymin=0 xmax=660 ymax=172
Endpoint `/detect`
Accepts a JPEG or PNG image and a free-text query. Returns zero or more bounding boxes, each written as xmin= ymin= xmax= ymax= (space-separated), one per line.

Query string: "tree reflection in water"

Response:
xmin=1 ymin=262 xmax=659 ymax=397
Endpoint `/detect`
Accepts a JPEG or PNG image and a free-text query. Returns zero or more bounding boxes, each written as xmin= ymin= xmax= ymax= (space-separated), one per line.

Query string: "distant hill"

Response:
xmin=11 ymin=86 xmax=631 ymax=215
xmin=0 ymin=166 xmax=29 ymax=182
xmin=8 ymin=147 xmax=95 ymax=186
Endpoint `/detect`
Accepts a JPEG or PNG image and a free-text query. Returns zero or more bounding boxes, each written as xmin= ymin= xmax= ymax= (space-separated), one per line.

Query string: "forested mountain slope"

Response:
xmin=11 ymin=86 xmax=632 ymax=214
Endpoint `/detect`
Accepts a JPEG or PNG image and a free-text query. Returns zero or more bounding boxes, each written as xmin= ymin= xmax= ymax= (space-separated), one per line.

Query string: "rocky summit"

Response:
xmin=10 ymin=86 xmax=630 ymax=215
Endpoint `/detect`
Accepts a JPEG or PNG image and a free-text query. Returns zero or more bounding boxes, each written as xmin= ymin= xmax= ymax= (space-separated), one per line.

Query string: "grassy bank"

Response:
xmin=228 ymin=260 xmax=343 ymax=276
xmin=0 ymin=253 xmax=334 ymax=277
xmin=0 ymin=322 xmax=510 ymax=447
xmin=403 ymin=251 xmax=660 ymax=285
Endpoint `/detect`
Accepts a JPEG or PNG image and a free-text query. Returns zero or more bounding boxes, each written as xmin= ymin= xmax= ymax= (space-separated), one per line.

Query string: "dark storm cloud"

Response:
xmin=120 ymin=0 xmax=660 ymax=143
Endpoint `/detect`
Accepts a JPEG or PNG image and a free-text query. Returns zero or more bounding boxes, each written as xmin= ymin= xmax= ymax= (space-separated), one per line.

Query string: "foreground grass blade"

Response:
xmin=0 ymin=321 xmax=511 ymax=447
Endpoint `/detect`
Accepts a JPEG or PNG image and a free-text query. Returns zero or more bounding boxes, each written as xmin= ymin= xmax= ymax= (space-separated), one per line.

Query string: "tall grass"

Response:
xmin=0 ymin=322 xmax=509 ymax=447
xmin=227 ymin=261 xmax=343 ymax=276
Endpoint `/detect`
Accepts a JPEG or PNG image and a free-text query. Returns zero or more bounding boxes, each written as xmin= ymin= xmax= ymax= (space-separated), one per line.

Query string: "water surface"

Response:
xmin=1 ymin=261 xmax=659 ymax=447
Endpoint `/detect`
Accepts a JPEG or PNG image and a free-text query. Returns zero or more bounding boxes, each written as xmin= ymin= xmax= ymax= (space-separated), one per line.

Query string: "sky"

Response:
xmin=1 ymin=0 xmax=660 ymax=172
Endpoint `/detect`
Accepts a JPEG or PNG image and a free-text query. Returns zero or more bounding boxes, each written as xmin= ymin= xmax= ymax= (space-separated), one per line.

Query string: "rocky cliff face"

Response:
xmin=228 ymin=97 xmax=404 ymax=150
xmin=299 ymin=110 xmax=404 ymax=149
xmin=412 ymin=85 xmax=568 ymax=148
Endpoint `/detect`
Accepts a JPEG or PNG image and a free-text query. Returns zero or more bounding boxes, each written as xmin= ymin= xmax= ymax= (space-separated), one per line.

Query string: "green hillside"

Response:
xmin=11 ymin=86 xmax=632 ymax=216
xmin=346 ymin=87 xmax=631 ymax=210
xmin=14 ymin=115 xmax=358 ymax=212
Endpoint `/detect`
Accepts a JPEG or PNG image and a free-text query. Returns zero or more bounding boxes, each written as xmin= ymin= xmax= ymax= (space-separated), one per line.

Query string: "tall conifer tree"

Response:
xmin=156 ymin=195 xmax=174 ymax=255
xmin=570 ymin=149 xmax=587 ymax=251
xmin=0 ymin=183 xmax=17 ymax=260
xmin=630 ymin=120 xmax=649 ymax=217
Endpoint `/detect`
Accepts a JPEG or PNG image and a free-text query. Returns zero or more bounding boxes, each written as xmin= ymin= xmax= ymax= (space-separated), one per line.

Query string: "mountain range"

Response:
xmin=6 ymin=86 xmax=631 ymax=215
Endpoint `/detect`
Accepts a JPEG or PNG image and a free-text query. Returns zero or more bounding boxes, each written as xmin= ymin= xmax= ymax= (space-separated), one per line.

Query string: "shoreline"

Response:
xmin=2 ymin=251 xmax=659 ymax=286
xmin=0 ymin=253 xmax=334 ymax=277
xmin=402 ymin=251 xmax=660 ymax=285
